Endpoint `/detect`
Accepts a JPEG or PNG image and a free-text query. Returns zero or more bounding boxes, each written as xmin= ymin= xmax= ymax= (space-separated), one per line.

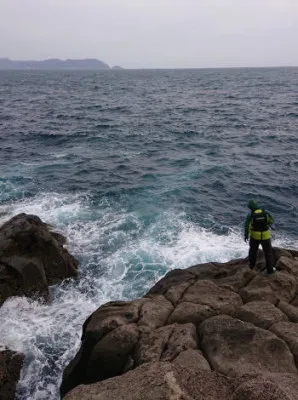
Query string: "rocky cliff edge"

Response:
xmin=61 ymin=247 xmax=298 ymax=400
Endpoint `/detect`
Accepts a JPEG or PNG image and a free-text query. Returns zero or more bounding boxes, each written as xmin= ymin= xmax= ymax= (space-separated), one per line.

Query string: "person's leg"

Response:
xmin=261 ymin=239 xmax=274 ymax=274
xmin=248 ymin=238 xmax=259 ymax=269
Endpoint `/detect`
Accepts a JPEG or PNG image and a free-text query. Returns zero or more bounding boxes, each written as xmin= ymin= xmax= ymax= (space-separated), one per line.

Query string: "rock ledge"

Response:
xmin=61 ymin=247 xmax=298 ymax=399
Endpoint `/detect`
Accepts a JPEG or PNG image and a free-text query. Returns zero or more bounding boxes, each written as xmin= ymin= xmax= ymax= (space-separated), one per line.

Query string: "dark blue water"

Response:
xmin=0 ymin=68 xmax=297 ymax=399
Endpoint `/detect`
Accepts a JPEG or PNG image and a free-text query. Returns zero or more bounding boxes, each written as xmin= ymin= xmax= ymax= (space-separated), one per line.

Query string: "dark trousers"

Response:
xmin=249 ymin=237 xmax=274 ymax=274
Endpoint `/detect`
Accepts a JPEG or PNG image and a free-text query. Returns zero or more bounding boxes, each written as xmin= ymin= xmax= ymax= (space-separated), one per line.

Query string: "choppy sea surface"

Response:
xmin=0 ymin=68 xmax=297 ymax=399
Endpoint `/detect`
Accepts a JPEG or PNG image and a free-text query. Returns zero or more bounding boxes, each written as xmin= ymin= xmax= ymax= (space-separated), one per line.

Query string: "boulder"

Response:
xmin=61 ymin=299 xmax=148 ymax=396
xmin=0 ymin=213 xmax=78 ymax=305
xmin=236 ymin=300 xmax=288 ymax=329
xmin=278 ymin=301 xmax=298 ymax=323
xmin=199 ymin=315 xmax=297 ymax=377
xmin=270 ymin=322 xmax=298 ymax=366
xmin=0 ymin=349 xmax=25 ymax=400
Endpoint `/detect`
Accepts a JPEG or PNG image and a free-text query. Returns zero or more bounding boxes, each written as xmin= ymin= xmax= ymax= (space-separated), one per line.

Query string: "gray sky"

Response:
xmin=1 ymin=0 xmax=297 ymax=68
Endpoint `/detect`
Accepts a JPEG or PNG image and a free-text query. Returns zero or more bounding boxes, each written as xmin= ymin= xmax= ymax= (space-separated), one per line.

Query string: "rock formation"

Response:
xmin=0 ymin=213 xmax=78 ymax=306
xmin=61 ymin=247 xmax=298 ymax=400
xmin=0 ymin=349 xmax=24 ymax=400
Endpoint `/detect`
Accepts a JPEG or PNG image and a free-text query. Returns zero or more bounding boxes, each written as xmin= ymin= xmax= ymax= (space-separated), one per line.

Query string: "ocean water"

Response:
xmin=0 ymin=68 xmax=297 ymax=399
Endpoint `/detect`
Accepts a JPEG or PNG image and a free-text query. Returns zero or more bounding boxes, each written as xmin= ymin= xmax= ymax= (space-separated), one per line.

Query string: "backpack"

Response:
xmin=251 ymin=209 xmax=269 ymax=232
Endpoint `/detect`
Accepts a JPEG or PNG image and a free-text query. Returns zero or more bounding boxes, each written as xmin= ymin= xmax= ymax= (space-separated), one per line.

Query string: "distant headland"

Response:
xmin=0 ymin=58 xmax=123 ymax=70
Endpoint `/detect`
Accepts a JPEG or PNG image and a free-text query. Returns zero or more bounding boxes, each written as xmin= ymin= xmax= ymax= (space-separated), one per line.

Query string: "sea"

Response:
xmin=0 ymin=67 xmax=297 ymax=399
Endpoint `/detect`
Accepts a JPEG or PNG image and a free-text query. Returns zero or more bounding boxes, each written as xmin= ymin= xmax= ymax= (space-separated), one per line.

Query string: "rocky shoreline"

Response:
xmin=61 ymin=249 xmax=298 ymax=400
xmin=0 ymin=213 xmax=79 ymax=400
xmin=0 ymin=214 xmax=298 ymax=400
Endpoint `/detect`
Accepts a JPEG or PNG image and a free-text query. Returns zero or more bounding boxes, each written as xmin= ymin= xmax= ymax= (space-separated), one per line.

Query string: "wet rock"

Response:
xmin=0 ymin=349 xmax=24 ymax=400
xmin=61 ymin=300 xmax=147 ymax=396
xmin=0 ymin=213 xmax=78 ymax=305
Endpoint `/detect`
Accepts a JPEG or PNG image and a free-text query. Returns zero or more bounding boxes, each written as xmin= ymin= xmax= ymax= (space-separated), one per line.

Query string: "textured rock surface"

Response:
xmin=236 ymin=300 xmax=288 ymax=329
xmin=0 ymin=349 xmax=25 ymax=400
xmin=61 ymin=247 xmax=298 ymax=399
xmin=0 ymin=213 xmax=78 ymax=305
xmin=64 ymin=362 xmax=234 ymax=400
xmin=199 ymin=315 xmax=297 ymax=376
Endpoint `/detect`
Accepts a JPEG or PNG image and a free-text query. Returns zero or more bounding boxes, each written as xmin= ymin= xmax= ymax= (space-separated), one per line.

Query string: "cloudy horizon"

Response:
xmin=1 ymin=0 xmax=297 ymax=69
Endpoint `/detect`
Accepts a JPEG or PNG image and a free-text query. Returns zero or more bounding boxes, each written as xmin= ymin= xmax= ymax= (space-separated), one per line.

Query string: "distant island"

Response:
xmin=0 ymin=58 xmax=123 ymax=70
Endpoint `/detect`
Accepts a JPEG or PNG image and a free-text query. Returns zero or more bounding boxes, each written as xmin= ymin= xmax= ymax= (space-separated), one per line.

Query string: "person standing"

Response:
xmin=244 ymin=199 xmax=276 ymax=274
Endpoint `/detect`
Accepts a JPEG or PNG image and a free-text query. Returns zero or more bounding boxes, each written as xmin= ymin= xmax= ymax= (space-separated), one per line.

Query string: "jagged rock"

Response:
xmin=0 ymin=213 xmax=78 ymax=305
xmin=0 ymin=349 xmax=24 ymax=400
xmin=64 ymin=361 xmax=234 ymax=400
xmin=199 ymin=315 xmax=297 ymax=377
xmin=61 ymin=248 xmax=298 ymax=399
xmin=236 ymin=300 xmax=288 ymax=329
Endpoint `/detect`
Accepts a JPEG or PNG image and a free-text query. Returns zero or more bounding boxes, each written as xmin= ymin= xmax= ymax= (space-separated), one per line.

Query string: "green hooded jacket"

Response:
xmin=244 ymin=200 xmax=274 ymax=241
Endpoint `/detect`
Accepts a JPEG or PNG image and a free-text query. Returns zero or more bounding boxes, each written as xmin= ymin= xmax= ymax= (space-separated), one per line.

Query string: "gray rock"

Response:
xmin=236 ymin=300 xmax=288 ymax=329
xmin=199 ymin=315 xmax=297 ymax=377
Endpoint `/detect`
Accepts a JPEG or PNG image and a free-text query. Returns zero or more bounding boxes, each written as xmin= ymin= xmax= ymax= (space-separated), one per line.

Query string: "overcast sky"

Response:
xmin=1 ymin=0 xmax=297 ymax=68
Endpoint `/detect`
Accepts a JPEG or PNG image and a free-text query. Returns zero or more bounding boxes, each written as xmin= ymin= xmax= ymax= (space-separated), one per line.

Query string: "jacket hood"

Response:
xmin=247 ymin=199 xmax=260 ymax=210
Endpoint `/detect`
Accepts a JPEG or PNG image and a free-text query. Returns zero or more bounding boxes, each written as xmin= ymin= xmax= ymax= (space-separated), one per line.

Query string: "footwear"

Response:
xmin=267 ymin=267 xmax=276 ymax=275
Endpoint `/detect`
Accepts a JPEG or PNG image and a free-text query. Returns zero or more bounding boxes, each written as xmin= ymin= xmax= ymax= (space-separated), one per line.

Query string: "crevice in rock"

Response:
xmin=164 ymin=278 xmax=197 ymax=307
xmin=165 ymin=279 xmax=199 ymax=325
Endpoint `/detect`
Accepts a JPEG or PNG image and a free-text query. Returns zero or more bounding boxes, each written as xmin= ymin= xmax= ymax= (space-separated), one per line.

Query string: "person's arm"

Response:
xmin=244 ymin=213 xmax=251 ymax=242
xmin=266 ymin=211 xmax=274 ymax=225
